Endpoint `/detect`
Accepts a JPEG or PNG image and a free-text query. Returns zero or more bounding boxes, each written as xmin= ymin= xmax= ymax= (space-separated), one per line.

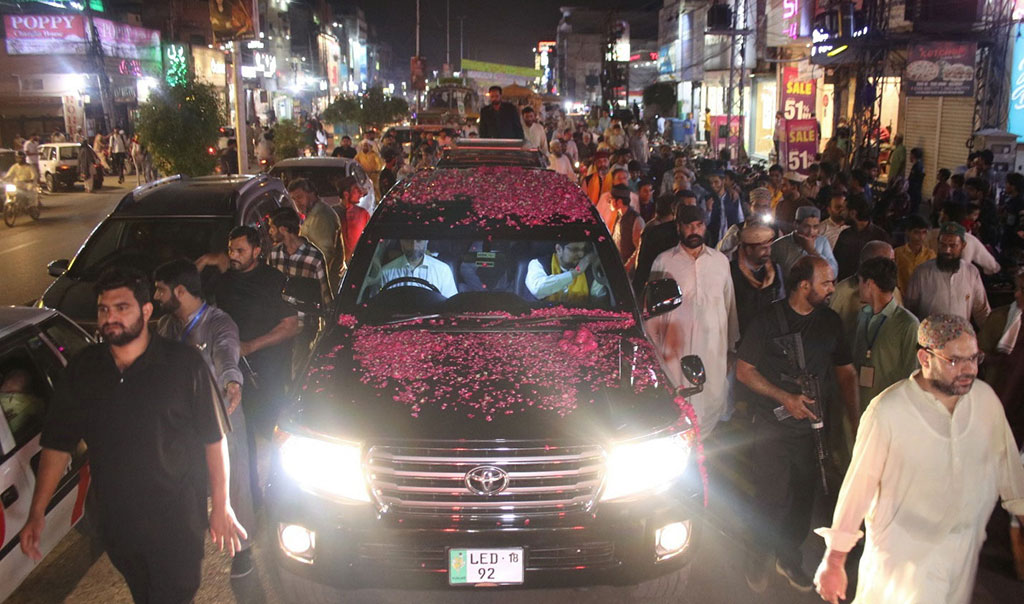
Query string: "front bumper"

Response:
xmin=265 ymin=464 xmax=703 ymax=591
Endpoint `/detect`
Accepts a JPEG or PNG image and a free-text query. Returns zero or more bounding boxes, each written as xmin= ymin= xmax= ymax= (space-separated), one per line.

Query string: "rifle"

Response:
xmin=772 ymin=331 xmax=830 ymax=495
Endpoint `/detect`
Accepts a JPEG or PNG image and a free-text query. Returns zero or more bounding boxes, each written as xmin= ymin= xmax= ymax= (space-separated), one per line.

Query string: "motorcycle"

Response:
xmin=3 ymin=181 xmax=41 ymax=227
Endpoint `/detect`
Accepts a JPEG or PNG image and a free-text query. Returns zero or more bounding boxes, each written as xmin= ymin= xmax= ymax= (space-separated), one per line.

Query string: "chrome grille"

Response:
xmin=366 ymin=444 xmax=605 ymax=518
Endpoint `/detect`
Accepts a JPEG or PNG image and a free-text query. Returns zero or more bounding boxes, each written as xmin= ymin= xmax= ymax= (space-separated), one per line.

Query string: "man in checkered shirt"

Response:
xmin=267 ymin=207 xmax=332 ymax=376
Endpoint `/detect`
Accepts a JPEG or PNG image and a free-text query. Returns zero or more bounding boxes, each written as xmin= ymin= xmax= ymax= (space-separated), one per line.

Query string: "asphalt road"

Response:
xmin=0 ymin=181 xmax=128 ymax=307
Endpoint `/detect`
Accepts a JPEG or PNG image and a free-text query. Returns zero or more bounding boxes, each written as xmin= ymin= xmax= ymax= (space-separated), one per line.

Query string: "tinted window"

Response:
xmin=69 ymin=217 xmax=234 ymax=279
xmin=271 ymin=166 xmax=346 ymax=199
xmin=59 ymin=146 xmax=80 ymax=160
xmin=41 ymin=316 xmax=91 ymax=361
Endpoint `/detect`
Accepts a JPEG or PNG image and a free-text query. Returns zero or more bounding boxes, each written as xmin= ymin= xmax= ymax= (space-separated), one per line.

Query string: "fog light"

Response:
xmin=655 ymin=521 xmax=690 ymax=561
xmin=279 ymin=523 xmax=315 ymax=563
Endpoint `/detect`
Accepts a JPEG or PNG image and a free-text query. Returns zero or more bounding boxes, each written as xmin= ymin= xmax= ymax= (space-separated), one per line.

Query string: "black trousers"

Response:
xmin=105 ymin=534 xmax=204 ymax=604
xmin=749 ymin=411 xmax=818 ymax=569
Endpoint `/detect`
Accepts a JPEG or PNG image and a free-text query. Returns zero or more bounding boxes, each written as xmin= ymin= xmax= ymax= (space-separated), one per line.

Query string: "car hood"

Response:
xmin=285 ymin=316 xmax=682 ymax=444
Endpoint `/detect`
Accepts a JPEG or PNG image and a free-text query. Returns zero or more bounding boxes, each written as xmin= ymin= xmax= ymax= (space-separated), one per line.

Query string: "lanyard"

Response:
xmin=180 ymin=303 xmax=208 ymax=342
xmin=864 ymin=314 xmax=887 ymax=359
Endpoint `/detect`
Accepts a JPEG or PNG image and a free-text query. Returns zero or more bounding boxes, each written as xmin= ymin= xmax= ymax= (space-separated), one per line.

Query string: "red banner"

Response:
xmin=781 ymin=68 xmax=815 ymax=120
xmin=782 ymin=119 xmax=819 ymax=174
xmin=710 ymin=115 xmax=744 ymax=154
xmin=4 ymin=14 xmax=87 ymax=54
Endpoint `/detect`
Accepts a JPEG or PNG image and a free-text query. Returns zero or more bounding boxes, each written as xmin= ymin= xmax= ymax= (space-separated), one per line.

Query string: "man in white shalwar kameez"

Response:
xmin=814 ymin=314 xmax=1024 ymax=604
xmin=646 ymin=204 xmax=739 ymax=433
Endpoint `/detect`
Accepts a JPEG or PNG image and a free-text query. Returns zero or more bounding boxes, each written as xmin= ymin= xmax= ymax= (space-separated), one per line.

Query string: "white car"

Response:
xmin=37 ymin=143 xmax=82 ymax=192
xmin=0 ymin=306 xmax=93 ymax=603
xmin=270 ymin=157 xmax=378 ymax=213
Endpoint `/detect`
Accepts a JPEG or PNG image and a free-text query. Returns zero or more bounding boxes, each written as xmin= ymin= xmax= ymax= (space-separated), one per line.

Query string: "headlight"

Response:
xmin=600 ymin=432 xmax=691 ymax=501
xmin=276 ymin=430 xmax=371 ymax=502
xmin=5 ymin=184 xmax=16 ymax=193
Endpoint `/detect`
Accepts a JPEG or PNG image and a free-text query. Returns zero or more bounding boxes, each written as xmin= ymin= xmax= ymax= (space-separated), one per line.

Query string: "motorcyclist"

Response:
xmin=4 ymin=151 xmax=37 ymax=192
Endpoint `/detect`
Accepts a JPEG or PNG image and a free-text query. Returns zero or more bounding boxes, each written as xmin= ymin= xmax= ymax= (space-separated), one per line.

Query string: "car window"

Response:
xmin=271 ymin=167 xmax=342 ymax=199
xmin=40 ymin=316 xmax=91 ymax=362
xmin=245 ymin=192 xmax=283 ymax=251
xmin=60 ymin=146 xmax=79 ymax=160
xmin=69 ymin=217 xmax=234 ymax=279
xmin=355 ymin=237 xmax=616 ymax=318
xmin=0 ymin=340 xmax=52 ymax=450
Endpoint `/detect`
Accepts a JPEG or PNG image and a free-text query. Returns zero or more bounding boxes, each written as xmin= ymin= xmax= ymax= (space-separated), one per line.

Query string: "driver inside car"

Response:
xmin=379 ymin=239 xmax=459 ymax=298
xmin=525 ymin=242 xmax=607 ymax=303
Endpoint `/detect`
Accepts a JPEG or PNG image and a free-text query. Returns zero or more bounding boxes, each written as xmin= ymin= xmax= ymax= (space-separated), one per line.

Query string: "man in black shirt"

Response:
xmin=22 ymin=267 xmax=246 ymax=603
xmin=331 ymin=135 xmax=357 ymax=159
xmin=736 ymin=256 xmax=859 ymax=594
xmin=832 ymin=196 xmax=891 ymax=281
xmin=731 ymin=223 xmax=784 ymax=339
xmin=478 ymin=86 xmax=525 ymax=140
xmin=212 ymin=226 xmax=299 ymax=439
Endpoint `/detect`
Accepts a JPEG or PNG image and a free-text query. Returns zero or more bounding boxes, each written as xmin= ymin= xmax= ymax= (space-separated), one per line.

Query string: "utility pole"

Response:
xmin=459 ymin=16 xmax=465 ymax=72
xmin=232 ymin=44 xmax=250 ymax=173
xmin=84 ymin=6 xmax=114 ymax=134
xmin=416 ymin=0 xmax=421 ymax=112
xmin=446 ymin=0 xmax=451 ymax=68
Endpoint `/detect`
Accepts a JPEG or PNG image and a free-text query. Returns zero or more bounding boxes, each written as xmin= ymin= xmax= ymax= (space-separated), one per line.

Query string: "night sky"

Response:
xmin=361 ymin=0 xmax=657 ymax=72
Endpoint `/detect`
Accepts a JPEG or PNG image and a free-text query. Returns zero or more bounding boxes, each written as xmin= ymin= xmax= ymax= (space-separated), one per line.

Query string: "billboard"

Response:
xmin=1010 ymin=24 xmax=1024 ymax=141
xmin=905 ymin=42 xmax=976 ymax=97
xmin=781 ymin=119 xmax=819 ymax=174
xmin=209 ymin=0 xmax=257 ymax=43
xmin=4 ymin=14 xmax=160 ymax=63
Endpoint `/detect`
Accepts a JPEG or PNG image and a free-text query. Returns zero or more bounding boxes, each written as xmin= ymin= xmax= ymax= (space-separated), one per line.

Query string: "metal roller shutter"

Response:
xmin=905 ymin=96 xmax=940 ymax=191
xmin=935 ymin=96 xmax=974 ymax=190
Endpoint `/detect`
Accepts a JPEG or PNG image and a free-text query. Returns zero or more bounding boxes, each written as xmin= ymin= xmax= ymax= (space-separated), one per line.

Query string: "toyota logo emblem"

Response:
xmin=464 ymin=465 xmax=509 ymax=495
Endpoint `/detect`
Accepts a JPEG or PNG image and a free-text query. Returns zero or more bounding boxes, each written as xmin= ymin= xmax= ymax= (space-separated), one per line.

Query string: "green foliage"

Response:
xmin=272 ymin=119 xmax=306 ymax=161
xmin=321 ymin=87 xmax=409 ymax=129
xmin=642 ymin=82 xmax=677 ymax=117
xmin=136 ymin=81 xmax=223 ymax=176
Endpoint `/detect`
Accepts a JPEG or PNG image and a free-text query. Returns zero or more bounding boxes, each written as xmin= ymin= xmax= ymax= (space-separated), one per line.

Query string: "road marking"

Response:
xmin=0 ymin=241 xmax=36 ymax=257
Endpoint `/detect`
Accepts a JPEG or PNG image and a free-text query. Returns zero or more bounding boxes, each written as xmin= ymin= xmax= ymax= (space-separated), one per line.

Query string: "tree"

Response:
xmin=136 ymin=81 xmax=223 ymax=176
xmin=321 ymin=86 xmax=409 ymax=130
xmin=642 ymin=82 xmax=677 ymax=117
xmin=272 ymin=119 xmax=305 ymax=161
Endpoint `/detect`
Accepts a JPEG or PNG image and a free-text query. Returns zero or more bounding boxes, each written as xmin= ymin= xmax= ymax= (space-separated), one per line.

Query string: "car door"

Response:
xmin=38 ymin=146 xmax=55 ymax=178
xmin=0 ymin=325 xmax=91 ymax=603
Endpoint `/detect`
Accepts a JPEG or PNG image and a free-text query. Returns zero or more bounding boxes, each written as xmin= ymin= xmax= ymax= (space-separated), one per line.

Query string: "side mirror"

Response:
xmin=48 ymin=259 xmax=70 ymax=278
xmin=677 ymin=355 xmax=706 ymax=398
xmin=282 ymin=276 xmax=322 ymax=315
xmin=642 ymin=278 xmax=683 ymax=319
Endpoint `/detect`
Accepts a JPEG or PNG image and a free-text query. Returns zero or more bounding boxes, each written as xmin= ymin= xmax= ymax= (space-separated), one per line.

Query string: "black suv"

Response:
xmin=38 ymin=174 xmax=293 ymax=331
xmin=268 ymin=166 xmax=704 ymax=603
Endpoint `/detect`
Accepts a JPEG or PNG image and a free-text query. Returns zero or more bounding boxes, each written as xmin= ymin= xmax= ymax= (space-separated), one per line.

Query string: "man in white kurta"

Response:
xmin=645 ymin=205 xmax=739 ymax=433
xmin=814 ymin=314 xmax=1024 ymax=604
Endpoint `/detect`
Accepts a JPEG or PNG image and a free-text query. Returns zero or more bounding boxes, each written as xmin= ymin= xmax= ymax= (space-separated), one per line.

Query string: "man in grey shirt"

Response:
xmin=905 ymin=222 xmax=990 ymax=328
xmin=153 ymin=259 xmax=257 ymax=580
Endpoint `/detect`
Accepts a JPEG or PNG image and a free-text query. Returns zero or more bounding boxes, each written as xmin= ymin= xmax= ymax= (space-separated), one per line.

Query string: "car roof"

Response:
xmin=437 ymin=145 xmax=546 ymax=168
xmin=112 ymin=174 xmax=276 ymax=217
xmin=273 ymin=157 xmax=357 ymax=169
xmin=0 ymin=306 xmax=58 ymax=341
xmin=377 ymin=166 xmax=601 ymax=229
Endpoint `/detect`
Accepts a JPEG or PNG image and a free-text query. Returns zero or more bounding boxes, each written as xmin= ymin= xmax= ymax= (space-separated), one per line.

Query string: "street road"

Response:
xmin=0 ymin=182 xmax=128 ymax=307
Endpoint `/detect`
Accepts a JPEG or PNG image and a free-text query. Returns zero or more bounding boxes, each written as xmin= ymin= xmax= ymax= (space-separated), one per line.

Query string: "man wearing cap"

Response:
xmin=905 ymin=223 xmax=990 ymax=327
xmin=718 ymin=187 xmax=775 ymax=259
xmin=771 ymin=206 xmax=839 ymax=278
xmin=731 ymin=223 xmax=785 ymax=338
xmin=774 ymin=172 xmax=813 ymax=233
xmin=814 ymin=314 xmax=1024 ymax=604
xmin=608 ymin=184 xmax=645 ymax=274
xmin=646 ymin=204 xmax=738 ymax=433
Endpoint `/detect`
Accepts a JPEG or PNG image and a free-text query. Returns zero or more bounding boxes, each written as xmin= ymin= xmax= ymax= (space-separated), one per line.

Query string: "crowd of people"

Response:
xmin=9 ymin=127 xmax=156 ymax=191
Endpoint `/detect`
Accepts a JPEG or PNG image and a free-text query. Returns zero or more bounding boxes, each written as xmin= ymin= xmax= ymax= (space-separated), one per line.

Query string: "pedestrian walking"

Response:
xmin=109 ymin=128 xmax=128 ymax=184
xmin=355 ymin=140 xmax=384 ymax=198
xmin=478 ymin=86 xmax=524 ymax=140
xmin=647 ymin=204 xmax=738 ymax=433
xmin=334 ymin=175 xmax=370 ymax=268
xmin=706 ymin=171 xmax=745 ymax=249
xmin=287 ymin=178 xmax=342 ymax=276
xmin=887 ymin=134 xmax=907 ymax=186
xmin=771 ymin=206 xmax=839 ymax=278
xmin=78 ymin=141 xmax=96 ymax=193
xmin=894 ymin=214 xmax=935 ymax=293
xmin=832 ymin=196 xmax=891 ymax=281
xmin=547 ymin=141 xmax=574 ymax=178
xmin=22 ymin=133 xmax=40 ymax=181
xmin=731 ymin=223 xmax=785 ymax=338
xmin=905 ymin=222 xmax=990 ymax=326
xmin=21 ymin=267 xmax=246 ymax=603
xmin=829 ymin=241 xmax=899 ymax=346
xmin=820 ymin=190 xmax=849 ymax=250
xmin=814 ymin=314 xmax=1024 ymax=604
xmin=632 ymin=191 xmax=697 ymax=293
xmin=609 ymin=184 xmax=644 ymax=274
xmin=379 ymin=148 xmax=399 ymax=197
xmin=153 ymin=260 xmax=257 ymax=579
xmin=738 ymin=256 xmax=859 ymax=593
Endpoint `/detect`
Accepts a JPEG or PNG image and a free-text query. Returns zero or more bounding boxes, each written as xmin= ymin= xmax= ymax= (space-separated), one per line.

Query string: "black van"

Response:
xmin=268 ymin=166 xmax=705 ymax=603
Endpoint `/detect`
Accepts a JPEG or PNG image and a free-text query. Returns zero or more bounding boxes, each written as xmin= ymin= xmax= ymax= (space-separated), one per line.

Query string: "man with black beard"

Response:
xmin=477 ymin=85 xmax=524 ymax=140
xmin=731 ymin=223 xmax=785 ymax=338
xmin=905 ymin=222 xmax=990 ymax=327
xmin=153 ymin=259 xmax=257 ymax=579
xmin=646 ymin=204 xmax=738 ymax=433
xmin=22 ymin=267 xmax=246 ymax=602
xmin=737 ymin=256 xmax=859 ymax=594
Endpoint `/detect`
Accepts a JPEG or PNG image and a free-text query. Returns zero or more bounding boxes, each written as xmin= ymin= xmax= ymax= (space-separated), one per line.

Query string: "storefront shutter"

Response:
xmin=905 ymin=96 xmax=940 ymax=192
xmin=935 ymin=97 xmax=974 ymax=190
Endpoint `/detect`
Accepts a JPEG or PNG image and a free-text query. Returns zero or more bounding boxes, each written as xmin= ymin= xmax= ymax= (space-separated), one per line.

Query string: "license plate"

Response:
xmin=448 ymin=548 xmax=525 ymax=586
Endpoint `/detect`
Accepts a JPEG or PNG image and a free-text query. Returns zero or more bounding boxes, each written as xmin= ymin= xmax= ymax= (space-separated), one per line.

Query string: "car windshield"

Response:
xmin=59 ymin=146 xmax=79 ymax=160
xmin=354 ymin=237 xmax=624 ymax=322
xmin=271 ymin=166 xmax=346 ymax=198
xmin=69 ymin=217 xmax=233 ymax=279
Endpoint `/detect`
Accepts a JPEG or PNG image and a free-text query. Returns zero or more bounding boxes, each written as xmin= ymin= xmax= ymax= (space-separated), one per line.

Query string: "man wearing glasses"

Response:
xmin=814 ymin=314 xmax=1024 ymax=604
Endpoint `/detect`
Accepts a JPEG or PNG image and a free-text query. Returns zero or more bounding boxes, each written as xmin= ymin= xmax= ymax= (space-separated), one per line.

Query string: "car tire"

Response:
xmin=625 ymin=562 xmax=693 ymax=603
xmin=276 ymin=567 xmax=348 ymax=604
xmin=45 ymin=172 xmax=55 ymax=192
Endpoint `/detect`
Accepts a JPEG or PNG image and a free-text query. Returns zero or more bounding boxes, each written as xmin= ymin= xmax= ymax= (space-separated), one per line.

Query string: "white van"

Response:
xmin=37 ymin=143 xmax=82 ymax=192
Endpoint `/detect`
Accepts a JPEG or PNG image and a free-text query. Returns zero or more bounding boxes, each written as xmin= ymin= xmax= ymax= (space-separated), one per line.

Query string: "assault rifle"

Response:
xmin=771 ymin=331 xmax=829 ymax=495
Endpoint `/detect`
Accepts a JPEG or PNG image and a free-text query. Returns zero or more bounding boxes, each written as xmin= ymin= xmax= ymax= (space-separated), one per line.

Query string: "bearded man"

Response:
xmin=905 ymin=222 xmax=990 ymax=327
xmin=645 ymin=204 xmax=739 ymax=433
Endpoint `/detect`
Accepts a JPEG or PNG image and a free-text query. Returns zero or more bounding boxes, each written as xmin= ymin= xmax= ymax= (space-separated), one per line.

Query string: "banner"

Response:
xmin=4 ymin=14 xmax=88 ymax=55
xmin=210 ymin=0 xmax=256 ymax=42
xmin=93 ymin=17 xmax=161 ymax=63
xmin=906 ymin=42 xmax=976 ymax=97
xmin=1009 ymin=24 xmax=1024 ymax=141
xmin=710 ymin=115 xmax=744 ymax=154
xmin=781 ymin=119 xmax=819 ymax=175
xmin=781 ymin=67 xmax=815 ymax=120
xmin=62 ymin=94 xmax=86 ymax=140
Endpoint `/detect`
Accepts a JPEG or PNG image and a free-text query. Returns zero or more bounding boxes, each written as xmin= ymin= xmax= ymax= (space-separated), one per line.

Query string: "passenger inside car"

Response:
xmin=0 ymin=363 xmax=45 ymax=444
xmin=525 ymin=242 xmax=608 ymax=303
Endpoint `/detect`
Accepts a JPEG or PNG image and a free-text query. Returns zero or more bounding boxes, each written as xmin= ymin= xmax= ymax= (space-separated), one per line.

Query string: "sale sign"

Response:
xmin=781 ymin=68 xmax=816 ymax=120
xmin=782 ymin=119 xmax=819 ymax=175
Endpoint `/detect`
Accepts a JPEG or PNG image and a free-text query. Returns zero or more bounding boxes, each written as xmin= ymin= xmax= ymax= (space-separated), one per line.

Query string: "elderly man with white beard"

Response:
xmin=645 ymin=204 xmax=739 ymax=433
